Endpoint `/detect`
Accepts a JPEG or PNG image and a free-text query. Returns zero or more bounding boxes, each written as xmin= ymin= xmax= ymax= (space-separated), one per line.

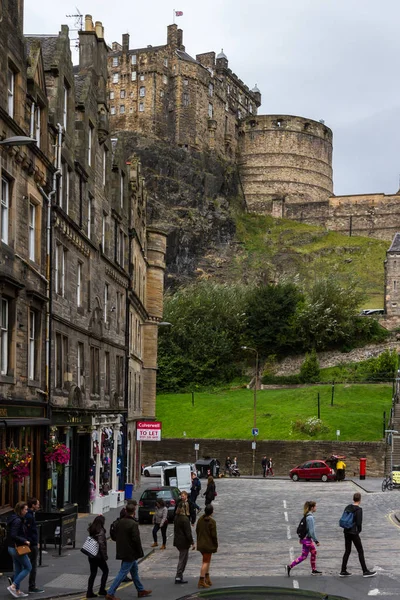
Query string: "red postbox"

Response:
xmin=359 ymin=457 xmax=367 ymax=480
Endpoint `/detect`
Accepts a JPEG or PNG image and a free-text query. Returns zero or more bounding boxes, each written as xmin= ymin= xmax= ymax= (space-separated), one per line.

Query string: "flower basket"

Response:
xmin=44 ymin=440 xmax=70 ymax=475
xmin=0 ymin=447 xmax=32 ymax=482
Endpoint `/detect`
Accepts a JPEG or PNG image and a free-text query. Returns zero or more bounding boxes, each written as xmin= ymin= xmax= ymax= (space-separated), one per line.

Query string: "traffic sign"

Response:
xmin=252 ymin=428 xmax=259 ymax=436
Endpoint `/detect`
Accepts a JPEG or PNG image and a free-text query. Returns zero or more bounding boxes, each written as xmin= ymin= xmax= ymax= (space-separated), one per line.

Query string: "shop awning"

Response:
xmin=0 ymin=418 xmax=50 ymax=428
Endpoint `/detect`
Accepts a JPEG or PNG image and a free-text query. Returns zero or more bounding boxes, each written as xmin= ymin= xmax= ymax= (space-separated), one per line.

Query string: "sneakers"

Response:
xmin=137 ymin=592 xmax=152 ymax=598
xmin=17 ymin=592 xmax=28 ymax=598
xmin=312 ymin=570 xmax=322 ymax=575
xmin=363 ymin=570 xmax=377 ymax=578
xmin=175 ymin=579 xmax=188 ymax=584
xmin=286 ymin=565 xmax=291 ymax=577
xmin=339 ymin=571 xmax=352 ymax=577
xmin=29 ymin=589 xmax=45 ymax=594
xmin=7 ymin=587 xmax=19 ymax=599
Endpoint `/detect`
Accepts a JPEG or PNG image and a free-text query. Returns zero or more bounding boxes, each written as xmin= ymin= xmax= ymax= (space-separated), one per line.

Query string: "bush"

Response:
xmin=261 ymin=374 xmax=301 ymax=385
xmin=292 ymin=417 xmax=329 ymax=436
xmin=299 ymin=349 xmax=320 ymax=383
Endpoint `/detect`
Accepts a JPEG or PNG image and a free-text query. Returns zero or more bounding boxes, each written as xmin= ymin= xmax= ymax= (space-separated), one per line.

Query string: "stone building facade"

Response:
xmin=0 ymin=0 xmax=53 ymax=510
xmin=384 ymin=234 xmax=400 ymax=328
xmin=107 ymin=24 xmax=261 ymax=158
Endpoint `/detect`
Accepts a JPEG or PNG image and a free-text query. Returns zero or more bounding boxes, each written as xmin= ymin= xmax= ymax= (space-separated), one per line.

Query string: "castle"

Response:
xmin=108 ymin=25 xmax=400 ymax=242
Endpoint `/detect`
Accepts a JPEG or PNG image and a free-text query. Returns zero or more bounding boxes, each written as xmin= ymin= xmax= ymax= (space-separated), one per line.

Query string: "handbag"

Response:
xmin=15 ymin=544 xmax=31 ymax=556
xmin=80 ymin=535 xmax=99 ymax=557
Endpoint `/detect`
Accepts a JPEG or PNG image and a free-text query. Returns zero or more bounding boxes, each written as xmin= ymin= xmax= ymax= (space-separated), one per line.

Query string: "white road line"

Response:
xmin=293 ymin=580 xmax=299 ymax=589
xmin=283 ymin=500 xmax=287 ymax=509
xmin=287 ymin=525 xmax=291 ymax=539
xmin=289 ymin=546 xmax=294 ymax=562
xmin=284 ymin=511 xmax=288 ymax=522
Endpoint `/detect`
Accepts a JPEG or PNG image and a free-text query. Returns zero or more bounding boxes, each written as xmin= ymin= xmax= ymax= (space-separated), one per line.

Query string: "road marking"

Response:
xmin=387 ymin=511 xmax=400 ymax=529
xmin=368 ymin=591 xmax=380 ymax=596
xmin=287 ymin=525 xmax=291 ymax=539
xmin=284 ymin=511 xmax=288 ymax=522
xmin=293 ymin=579 xmax=299 ymax=589
xmin=283 ymin=500 xmax=287 ymax=509
xmin=289 ymin=546 xmax=294 ymax=562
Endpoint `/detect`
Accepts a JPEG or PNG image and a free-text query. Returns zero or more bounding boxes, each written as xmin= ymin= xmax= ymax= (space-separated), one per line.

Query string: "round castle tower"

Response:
xmin=238 ymin=115 xmax=333 ymax=214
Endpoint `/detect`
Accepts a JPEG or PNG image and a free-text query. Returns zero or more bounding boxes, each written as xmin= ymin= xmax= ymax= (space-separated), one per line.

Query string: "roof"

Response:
xmin=25 ymin=35 xmax=58 ymax=70
xmin=217 ymin=49 xmax=227 ymax=60
xmin=176 ymin=49 xmax=198 ymax=64
xmin=389 ymin=233 xmax=400 ymax=252
xmin=252 ymin=83 xmax=261 ymax=93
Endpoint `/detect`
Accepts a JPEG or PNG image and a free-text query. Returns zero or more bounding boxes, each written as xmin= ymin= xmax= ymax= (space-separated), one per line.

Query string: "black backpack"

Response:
xmin=109 ymin=518 xmax=120 ymax=541
xmin=296 ymin=515 xmax=308 ymax=539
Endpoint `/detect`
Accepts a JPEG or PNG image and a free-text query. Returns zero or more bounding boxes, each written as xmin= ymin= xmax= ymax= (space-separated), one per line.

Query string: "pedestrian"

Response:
xmin=196 ymin=504 xmax=218 ymax=589
xmin=224 ymin=457 xmax=231 ymax=475
xmin=336 ymin=458 xmax=346 ymax=482
xmin=261 ymin=456 xmax=268 ymax=477
xmin=25 ymin=497 xmax=44 ymax=594
xmin=6 ymin=501 xmax=32 ymax=598
xmin=151 ymin=499 xmax=168 ymax=550
xmin=267 ymin=457 xmax=274 ymax=476
xmin=287 ymin=500 xmax=322 ymax=577
xmin=233 ymin=457 xmax=238 ymax=468
xmin=173 ymin=502 xmax=195 ymax=585
xmin=179 ymin=491 xmax=197 ymax=525
xmin=339 ymin=492 xmax=376 ymax=578
xmin=203 ymin=476 xmax=216 ymax=506
xmin=105 ymin=503 xmax=151 ymax=599
xmin=86 ymin=515 xmax=109 ymax=598
xmin=190 ymin=472 xmax=201 ymax=512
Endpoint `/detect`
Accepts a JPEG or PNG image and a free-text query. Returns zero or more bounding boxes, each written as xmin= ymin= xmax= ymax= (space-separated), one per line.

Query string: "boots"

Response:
xmin=160 ymin=544 xmax=166 ymax=550
xmin=205 ymin=573 xmax=212 ymax=586
xmin=151 ymin=542 xmax=158 ymax=547
xmin=198 ymin=577 xmax=210 ymax=589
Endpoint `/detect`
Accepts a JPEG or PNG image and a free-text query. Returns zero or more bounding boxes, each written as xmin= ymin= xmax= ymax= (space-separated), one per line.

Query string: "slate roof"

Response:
xmin=389 ymin=233 xmax=400 ymax=252
xmin=25 ymin=36 xmax=58 ymax=71
xmin=176 ymin=49 xmax=198 ymax=64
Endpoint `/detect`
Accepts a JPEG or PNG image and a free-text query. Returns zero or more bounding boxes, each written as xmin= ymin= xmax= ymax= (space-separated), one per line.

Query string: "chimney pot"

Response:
xmin=85 ymin=15 xmax=93 ymax=31
xmin=95 ymin=21 xmax=102 ymax=37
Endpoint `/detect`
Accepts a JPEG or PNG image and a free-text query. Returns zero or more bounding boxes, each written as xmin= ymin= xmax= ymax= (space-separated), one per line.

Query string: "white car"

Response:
xmin=142 ymin=460 xmax=180 ymax=477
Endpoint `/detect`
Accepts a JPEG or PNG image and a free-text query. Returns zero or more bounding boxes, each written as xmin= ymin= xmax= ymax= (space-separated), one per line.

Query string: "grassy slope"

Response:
xmin=157 ymin=384 xmax=391 ymax=441
xmin=229 ymin=214 xmax=389 ymax=306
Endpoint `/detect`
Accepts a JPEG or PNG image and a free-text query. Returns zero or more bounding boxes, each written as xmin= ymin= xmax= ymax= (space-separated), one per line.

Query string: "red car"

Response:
xmin=290 ymin=460 xmax=336 ymax=482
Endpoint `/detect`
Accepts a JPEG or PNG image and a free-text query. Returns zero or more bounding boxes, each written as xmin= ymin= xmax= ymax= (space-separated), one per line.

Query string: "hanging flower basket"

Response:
xmin=0 ymin=447 xmax=32 ymax=483
xmin=44 ymin=440 xmax=70 ymax=475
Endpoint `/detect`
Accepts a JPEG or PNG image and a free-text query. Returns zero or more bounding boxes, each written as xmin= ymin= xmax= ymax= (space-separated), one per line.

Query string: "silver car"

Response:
xmin=142 ymin=460 xmax=180 ymax=477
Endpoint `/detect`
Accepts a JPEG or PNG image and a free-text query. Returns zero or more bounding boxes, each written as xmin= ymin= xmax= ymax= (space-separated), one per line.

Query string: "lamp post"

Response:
xmin=241 ymin=346 xmax=259 ymax=476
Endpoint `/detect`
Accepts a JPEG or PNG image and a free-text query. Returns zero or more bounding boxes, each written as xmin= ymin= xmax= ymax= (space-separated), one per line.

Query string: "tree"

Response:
xmin=299 ymin=349 xmax=320 ymax=383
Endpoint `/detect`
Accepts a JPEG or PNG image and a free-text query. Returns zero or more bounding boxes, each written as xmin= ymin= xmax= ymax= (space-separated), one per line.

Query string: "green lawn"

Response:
xmin=156 ymin=384 xmax=392 ymax=441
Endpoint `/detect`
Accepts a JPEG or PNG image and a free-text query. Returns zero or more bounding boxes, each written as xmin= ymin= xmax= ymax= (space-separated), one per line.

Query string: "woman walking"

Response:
xmin=6 ymin=501 xmax=32 ymax=598
xmin=86 ymin=515 xmax=109 ymax=598
xmin=287 ymin=500 xmax=322 ymax=577
xmin=203 ymin=476 xmax=216 ymax=506
xmin=196 ymin=504 xmax=218 ymax=588
xmin=151 ymin=499 xmax=168 ymax=549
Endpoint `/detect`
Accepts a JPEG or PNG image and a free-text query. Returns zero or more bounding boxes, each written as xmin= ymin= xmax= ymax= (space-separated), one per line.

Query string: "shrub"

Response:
xmin=292 ymin=417 xmax=329 ymax=436
xmin=261 ymin=374 xmax=301 ymax=385
xmin=299 ymin=349 xmax=320 ymax=383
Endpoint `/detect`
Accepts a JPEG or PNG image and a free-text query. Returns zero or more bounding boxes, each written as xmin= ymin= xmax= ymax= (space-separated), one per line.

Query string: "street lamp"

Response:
xmin=0 ymin=135 xmax=37 ymax=147
xmin=241 ymin=345 xmax=259 ymax=476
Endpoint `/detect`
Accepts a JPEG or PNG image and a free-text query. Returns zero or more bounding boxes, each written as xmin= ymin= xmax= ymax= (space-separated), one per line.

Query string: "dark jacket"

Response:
xmin=196 ymin=515 xmax=218 ymax=554
xmin=204 ymin=482 xmax=216 ymax=504
xmin=343 ymin=503 xmax=363 ymax=534
xmin=25 ymin=509 xmax=38 ymax=547
xmin=190 ymin=476 xmax=201 ymax=501
xmin=91 ymin=527 xmax=108 ymax=561
xmin=114 ymin=516 xmax=144 ymax=562
xmin=7 ymin=513 xmax=28 ymax=548
xmin=173 ymin=514 xmax=194 ymax=550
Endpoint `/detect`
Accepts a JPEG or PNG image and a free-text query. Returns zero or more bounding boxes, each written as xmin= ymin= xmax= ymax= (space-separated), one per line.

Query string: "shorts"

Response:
xmin=201 ymin=552 xmax=212 ymax=563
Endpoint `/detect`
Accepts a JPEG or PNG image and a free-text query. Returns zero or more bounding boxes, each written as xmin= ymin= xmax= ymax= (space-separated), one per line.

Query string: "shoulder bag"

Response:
xmin=15 ymin=544 xmax=31 ymax=556
xmin=81 ymin=535 xmax=99 ymax=557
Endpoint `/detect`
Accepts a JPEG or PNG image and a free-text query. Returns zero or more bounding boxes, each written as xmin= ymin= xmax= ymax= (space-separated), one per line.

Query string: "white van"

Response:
xmin=161 ymin=463 xmax=195 ymax=492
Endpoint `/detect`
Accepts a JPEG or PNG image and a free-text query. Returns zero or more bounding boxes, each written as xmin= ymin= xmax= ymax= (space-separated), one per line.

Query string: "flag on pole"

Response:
xmin=175 ymin=10 xmax=183 ymax=16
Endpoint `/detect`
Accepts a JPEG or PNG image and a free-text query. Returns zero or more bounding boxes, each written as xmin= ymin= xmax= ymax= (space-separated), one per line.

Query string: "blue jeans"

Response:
xmin=108 ymin=560 xmax=143 ymax=594
xmin=8 ymin=547 xmax=32 ymax=590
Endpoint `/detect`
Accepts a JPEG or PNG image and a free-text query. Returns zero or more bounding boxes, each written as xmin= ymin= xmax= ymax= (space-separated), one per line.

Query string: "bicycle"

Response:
xmin=382 ymin=475 xmax=393 ymax=492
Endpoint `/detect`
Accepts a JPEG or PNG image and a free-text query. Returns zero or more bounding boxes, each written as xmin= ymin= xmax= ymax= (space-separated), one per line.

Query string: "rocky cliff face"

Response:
xmin=119 ymin=133 xmax=244 ymax=286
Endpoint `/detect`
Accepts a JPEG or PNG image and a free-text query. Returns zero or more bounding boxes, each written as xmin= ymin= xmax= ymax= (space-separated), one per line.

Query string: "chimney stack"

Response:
xmin=85 ymin=14 xmax=94 ymax=31
xmin=122 ymin=33 xmax=130 ymax=53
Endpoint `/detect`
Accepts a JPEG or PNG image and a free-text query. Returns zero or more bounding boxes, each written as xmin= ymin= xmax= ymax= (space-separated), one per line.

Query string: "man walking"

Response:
xmin=173 ymin=502 xmax=195 ymax=584
xmin=190 ymin=472 xmax=201 ymax=512
xmin=106 ymin=504 xmax=151 ymax=599
xmin=339 ymin=492 xmax=376 ymax=578
xmin=26 ymin=498 xmax=44 ymax=594
xmin=261 ymin=456 xmax=268 ymax=477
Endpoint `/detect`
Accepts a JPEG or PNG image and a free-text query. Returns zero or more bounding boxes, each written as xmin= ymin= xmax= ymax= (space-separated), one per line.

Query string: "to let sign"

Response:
xmin=136 ymin=421 xmax=162 ymax=442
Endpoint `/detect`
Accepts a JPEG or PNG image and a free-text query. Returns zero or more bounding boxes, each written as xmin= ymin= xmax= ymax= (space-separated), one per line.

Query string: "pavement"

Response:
xmin=1 ymin=476 xmax=400 ymax=600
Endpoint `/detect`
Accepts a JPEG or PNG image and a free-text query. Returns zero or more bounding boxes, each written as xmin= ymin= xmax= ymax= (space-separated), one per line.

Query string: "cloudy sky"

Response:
xmin=24 ymin=0 xmax=400 ymax=196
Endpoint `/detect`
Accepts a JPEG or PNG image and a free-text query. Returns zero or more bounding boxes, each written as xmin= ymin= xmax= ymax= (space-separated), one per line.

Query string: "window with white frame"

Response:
xmin=101 ymin=213 xmax=106 ymax=252
xmin=139 ymin=86 xmax=145 ymax=97
xmin=131 ymin=54 xmax=137 ymax=65
xmin=77 ymin=261 xmax=82 ymax=307
xmin=77 ymin=342 xmax=84 ymax=389
xmin=113 ymin=73 xmax=119 ymax=84
xmin=163 ymin=75 xmax=168 ymax=85
xmin=1 ymin=176 xmax=10 ymax=245
xmin=110 ymin=106 xmax=116 ymax=115
xmin=110 ymin=91 xmax=115 ymax=100
xmin=88 ymin=123 xmax=93 ymax=166
xmin=140 ymin=74 xmax=145 ymax=81
xmin=28 ymin=202 xmax=36 ymax=262
xmin=139 ymin=102 xmax=144 ymax=112
xmin=208 ymin=103 xmax=213 ymax=118
xmin=102 ymin=147 xmax=107 ymax=186
xmin=55 ymin=332 xmax=68 ymax=389
xmin=120 ymin=172 xmax=124 ymax=209
xmin=104 ymin=283 xmax=109 ymax=323
xmin=0 ymin=298 xmax=9 ymax=375
xmin=183 ymin=78 xmax=188 ymax=86
xmin=7 ymin=68 xmax=15 ymax=118
xmin=209 ymin=82 xmax=214 ymax=97
xmin=28 ymin=309 xmax=38 ymax=381
xmin=112 ymin=56 xmax=119 ymax=67
xmin=131 ymin=71 xmax=137 ymax=81
xmin=35 ymin=105 xmax=41 ymax=148
xmin=120 ymin=105 xmax=125 ymax=114
xmin=55 ymin=243 xmax=66 ymax=296
xmin=183 ymin=93 xmax=189 ymax=107
xmin=63 ymin=84 xmax=68 ymax=130
xmin=164 ymin=57 xmax=168 ymax=67
xmin=120 ymin=90 xmax=125 ymax=99
xmin=64 ymin=164 xmax=70 ymax=214
xmin=87 ymin=195 xmax=93 ymax=239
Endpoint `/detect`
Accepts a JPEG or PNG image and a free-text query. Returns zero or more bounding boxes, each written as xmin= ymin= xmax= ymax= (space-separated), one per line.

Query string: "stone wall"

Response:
xmin=142 ymin=438 xmax=385 ymax=477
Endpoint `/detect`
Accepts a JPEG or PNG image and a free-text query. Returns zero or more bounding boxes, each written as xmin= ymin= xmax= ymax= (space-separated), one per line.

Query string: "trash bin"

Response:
xmin=125 ymin=483 xmax=134 ymax=499
xmin=195 ymin=459 xmax=220 ymax=479
xmin=359 ymin=457 xmax=367 ymax=480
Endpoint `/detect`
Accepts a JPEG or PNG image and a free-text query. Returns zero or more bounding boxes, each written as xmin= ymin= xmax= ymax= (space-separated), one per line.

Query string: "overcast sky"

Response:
xmin=24 ymin=0 xmax=400 ymax=196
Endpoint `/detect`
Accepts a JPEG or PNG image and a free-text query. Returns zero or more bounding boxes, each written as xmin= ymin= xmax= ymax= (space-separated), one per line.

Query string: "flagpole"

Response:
xmin=173 ymin=8 xmax=175 ymax=24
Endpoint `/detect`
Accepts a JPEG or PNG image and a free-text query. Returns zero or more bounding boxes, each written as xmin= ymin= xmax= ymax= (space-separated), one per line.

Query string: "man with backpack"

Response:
xmin=339 ymin=492 xmax=376 ymax=578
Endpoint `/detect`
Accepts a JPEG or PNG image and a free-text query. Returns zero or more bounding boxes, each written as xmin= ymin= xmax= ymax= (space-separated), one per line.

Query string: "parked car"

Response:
xmin=142 ymin=460 xmax=180 ymax=477
xmin=289 ymin=460 xmax=336 ymax=482
xmin=138 ymin=486 xmax=180 ymax=523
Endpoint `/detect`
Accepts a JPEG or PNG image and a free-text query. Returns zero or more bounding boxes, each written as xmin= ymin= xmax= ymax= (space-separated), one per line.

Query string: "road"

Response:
xmin=133 ymin=477 xmax=400 ymax=599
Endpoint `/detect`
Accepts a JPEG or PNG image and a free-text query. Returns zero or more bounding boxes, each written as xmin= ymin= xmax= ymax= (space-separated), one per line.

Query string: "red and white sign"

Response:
xmin=136 ymin=421 xmax=162 ymax=442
